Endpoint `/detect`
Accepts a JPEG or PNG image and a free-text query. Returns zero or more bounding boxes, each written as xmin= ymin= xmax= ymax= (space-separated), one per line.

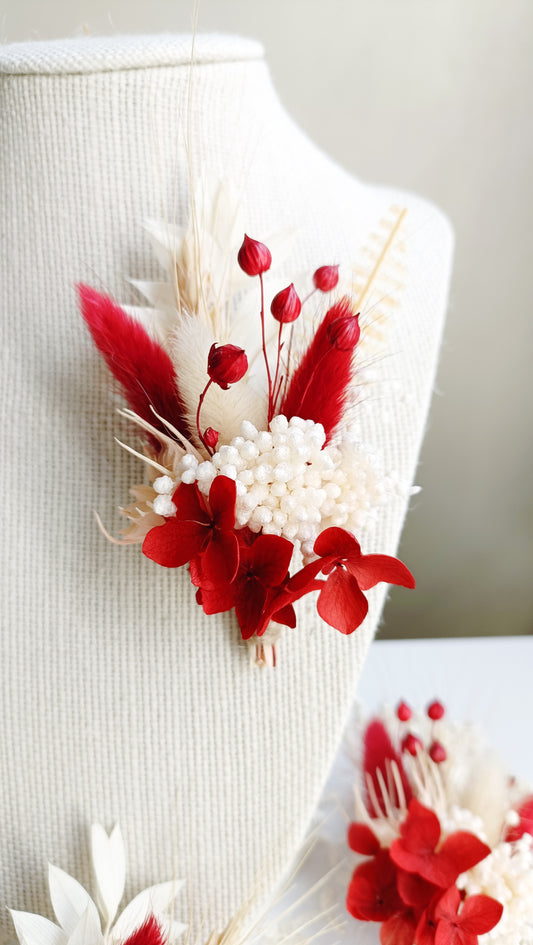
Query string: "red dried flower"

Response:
xmin=402 ymin=733 xmax=423 ymax=757
xmin=207 ymin=343 xmax=248 ymax=390
xmin=313 ymin=264 xmax=339 ymax=291
xmin=380 ymin=909 xmax=418 ymax=945
xmin=428 ymin=700 xmax=446 ymax=721
xmin=237 ymin=234 xmax=272 ymax=276
xmin=346 ymin=850 xmax=402 ymax=922
xmin=291 ymin=527 xmax=415 ymax=635
xmin=348 ymin=823 xmax=381 ymax=856
xmin=397 ymin=701 xmax=413 ymax=722
xmin=390 ymin=799 xmax=491 ymax=888
xmin=270 ymin=283 xmax=302 ymax=323
xmin=429 ymin=741 xmax=448 ymax=764
xmin=142 ymin=476 xmax=239 ymax=586
xmin=433 ymin=885 xmax=503 ymax=945
xmin=203 ymin=427 xmax=219 ymax=450
xmin=194 ymin=533 xmax=296 ymax=640
xmin=327 ymin=313 xmax=360 ymax=350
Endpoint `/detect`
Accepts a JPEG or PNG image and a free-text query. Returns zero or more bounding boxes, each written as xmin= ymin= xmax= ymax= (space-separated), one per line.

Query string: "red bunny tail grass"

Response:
xmin=78 ymin=285 xmax=189 ymax=445
xmin=123 ymin=916 xmax=167 ymax=945
xmin=280 ymin=297 xmax=359 ymax=442
xmin=363 ymin=718 xmax=412 ymax=816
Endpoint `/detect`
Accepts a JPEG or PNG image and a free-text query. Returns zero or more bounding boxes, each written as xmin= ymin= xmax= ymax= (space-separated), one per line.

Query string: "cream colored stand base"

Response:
xmin=0 ymin=34 xmax=452 ymax=938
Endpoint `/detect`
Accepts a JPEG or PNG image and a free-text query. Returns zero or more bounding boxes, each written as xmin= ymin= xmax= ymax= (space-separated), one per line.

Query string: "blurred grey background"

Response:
xmin=2 ymin=0 xmax=532 ymax=639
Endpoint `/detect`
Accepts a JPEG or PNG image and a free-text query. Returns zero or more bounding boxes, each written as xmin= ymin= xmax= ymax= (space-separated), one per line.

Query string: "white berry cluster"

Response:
xmin=153 ymin=415 xmax=395 ymax=557
xmin=458 ymin=834 xmax=533 ymax=945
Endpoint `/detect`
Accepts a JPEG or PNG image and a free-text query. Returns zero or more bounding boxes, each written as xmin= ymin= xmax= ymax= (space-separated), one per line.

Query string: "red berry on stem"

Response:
xmin=204 ymin=427 xmax=219 ymax=450
xmin=427 ymin=700 xmax=445 ymax=721
xmin=237 ymin=234 xmax=272 ymax=276
xmin=327 ymin=313 xmax=360 ymax=350
xmin=429 ymin=741 xmax=447 ymax=764
xmin=270 ymin=284 xmax=302 ymax=324
xmin=313 ymin=265 xmax=339 ymax=292
xmin=207 ymin=343 xmax=248 ymax=390
xmin=401 ymin=733 xmax=423 ymax=756
xmin=396 ymin=701 xmax=412 ymax=723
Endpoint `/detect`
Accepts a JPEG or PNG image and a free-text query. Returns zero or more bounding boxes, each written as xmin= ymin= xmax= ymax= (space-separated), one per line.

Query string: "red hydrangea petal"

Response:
xmin=248 ymin=534 xmax=294 ymax=585
xmin=285 ymin=558 xmax=325 ymax=592
xmin=270 ymin=602 xmax=297 ymax=628
xmin=195 ymin=583 xmax=235 ymax=615
xmin=173 ymin=482 xmax=209 ymax=522
xmin=200 ymin=530 xmax=240 ymax=586
xmin=380 ymin=911 xmax=418 ymax=945
xmin=208 ymin=475 xmax=237 ymax=530
xmin=438 ymin=832 xmax=491 ymax=878
xmin=314 ymin=526 xmax=361 ymax=559
xmin=349 ymin=553 xmax=416 ymax=591
xmin=347 ymin=823 xmax=381 ymax=855
xmin=456 ymin=895 xmax=504 ymax=936
xmin=346 ymin=852 xmax=401 ymax=921
xmin=143 ymin=519 xmax=207 ymax=568
xmin=397 ymin=869 xmax=439 ymax=911
xmin=235 ymin=577 xmax=267 ymax=640
xmin=398 ymin=799 xmax=441 ymax=855
xmin=317 ymin=567 xmax=368 ymax=634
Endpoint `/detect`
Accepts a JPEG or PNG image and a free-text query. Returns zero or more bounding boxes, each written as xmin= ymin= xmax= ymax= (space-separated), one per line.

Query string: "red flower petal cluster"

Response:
xmin=142 ymin=477 xmax=239 ymax=586
xmin=142 ymin=482 xmax=414 ymax=643
xmin=346 ymin=799 xmax=502 ymax=945
xmin=289 ymin=526 xmax=415 ymax=635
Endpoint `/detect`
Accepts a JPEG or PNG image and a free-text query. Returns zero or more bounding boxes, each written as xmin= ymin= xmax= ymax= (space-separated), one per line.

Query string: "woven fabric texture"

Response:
xmin=0 ymin=33 xmax=453 ymax=938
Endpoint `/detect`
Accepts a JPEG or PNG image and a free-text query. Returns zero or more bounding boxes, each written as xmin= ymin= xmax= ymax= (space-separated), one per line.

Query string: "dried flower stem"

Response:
xmin=196 ymin=378 xmax=214 ymax=455
xmin=259 ymin=273 xmax=274 ymax=421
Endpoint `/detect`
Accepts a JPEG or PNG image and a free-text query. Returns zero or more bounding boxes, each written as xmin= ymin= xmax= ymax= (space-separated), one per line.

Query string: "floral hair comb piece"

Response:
xmin=345 ymin=700 xmax=533 ymax=945
xmin=79 ymin=184 xmax=414 ymax=664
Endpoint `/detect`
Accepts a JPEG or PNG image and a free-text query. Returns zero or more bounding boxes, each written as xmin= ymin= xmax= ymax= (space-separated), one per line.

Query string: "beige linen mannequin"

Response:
xmin=0 ymin=34 xmax=452 ymax=938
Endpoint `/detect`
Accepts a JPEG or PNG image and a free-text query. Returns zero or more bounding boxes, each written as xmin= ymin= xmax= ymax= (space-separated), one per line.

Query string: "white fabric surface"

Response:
xmin=0 ymin=33 xmax=453 ymax=938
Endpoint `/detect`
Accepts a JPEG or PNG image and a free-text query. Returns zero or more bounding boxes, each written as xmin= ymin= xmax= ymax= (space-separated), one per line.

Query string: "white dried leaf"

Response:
xmin=90 ymin=824 xmax=126 ymax=929
xmin=9 ymin=911 xmax=67 ymax=945
xmin=48 ymin=865 xmax=99 ymax=937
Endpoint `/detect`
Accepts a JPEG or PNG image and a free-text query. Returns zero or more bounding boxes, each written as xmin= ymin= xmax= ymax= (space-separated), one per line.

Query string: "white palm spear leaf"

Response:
xmin=10 ymin=825 xmax=186 ymax=945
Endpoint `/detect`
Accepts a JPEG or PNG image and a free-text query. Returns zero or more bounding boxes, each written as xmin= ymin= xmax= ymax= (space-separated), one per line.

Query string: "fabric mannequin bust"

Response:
xmin=0 ymin=33 xmax=453 ymax=938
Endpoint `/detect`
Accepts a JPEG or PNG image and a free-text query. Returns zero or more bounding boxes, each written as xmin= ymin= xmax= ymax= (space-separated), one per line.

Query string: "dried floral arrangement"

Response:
xmin=346 ymin=701 xmax=533 ymax=945
xmin=79 ymin=184 xmax=414 ymax=664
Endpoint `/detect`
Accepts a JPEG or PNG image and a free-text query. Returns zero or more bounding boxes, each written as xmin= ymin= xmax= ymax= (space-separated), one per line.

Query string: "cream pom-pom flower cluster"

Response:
xmin=152 ymin=414 xmax=397 ymax=557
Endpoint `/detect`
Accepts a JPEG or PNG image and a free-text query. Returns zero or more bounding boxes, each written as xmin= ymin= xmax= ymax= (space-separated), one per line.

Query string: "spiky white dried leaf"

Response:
xmin=90 ymin=824 xmax=126 ymax=929
xmin=48 ymin=865 xmax=100 ymax=938
xmin=9 ymin=911 xmax=67 ymax=945
xmin=66 ymin=905 xmax=104 ymax=945
xmin=109 ymin=881 xmax=185 ymax=943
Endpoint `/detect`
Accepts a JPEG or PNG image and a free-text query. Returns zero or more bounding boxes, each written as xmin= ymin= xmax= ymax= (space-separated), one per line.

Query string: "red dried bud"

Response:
xmin=207 ymin=343 xmax=248 ymax=390
xmin=401 ymin=733 xmax=423 ymax=756
xmin=204 ymin=427 xmax=219 ymax=449
xmin=313 ymin=265 xmax=339 ymax=292
xmin=270 ymin=283 xmax=302 ymax=324
xmin=396 ymin=701 xmax=412 ymax=722
xmin=327 ymin=313 xmax=360 ymax=350
xmin=429 ymin=741 xmax=447 ymax=764
xmin=237 ymin=234 xmax=272 ymax=276
xmin=427 ymin=700 xmax=445 ymax=721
